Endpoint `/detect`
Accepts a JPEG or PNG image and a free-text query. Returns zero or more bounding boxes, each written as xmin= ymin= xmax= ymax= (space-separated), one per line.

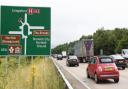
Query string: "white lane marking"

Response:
xmin=57 ymin=60 xmax=91 ymax=89
xmin=52 ymin=58 xmax=74 ymax=89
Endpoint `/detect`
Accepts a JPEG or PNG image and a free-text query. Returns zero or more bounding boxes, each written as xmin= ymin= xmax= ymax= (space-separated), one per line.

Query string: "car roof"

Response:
xmin=93 ymin=55 xmax=112 ymax=60
xmin=94 ymin=55 xmax=110 ymax=58
xmin=110 ymin=54 xmax=124 ymax=59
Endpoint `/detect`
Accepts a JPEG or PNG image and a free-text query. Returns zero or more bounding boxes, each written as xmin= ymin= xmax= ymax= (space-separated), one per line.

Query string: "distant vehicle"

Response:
xmin=62 ymin=51 xmax=67 ymax=58
xmin=54 ymin=54 xmax=58 ymax=58
xmin=66 ymin=55 xmax=79 ymax=66
xmin=86 ymin=56 xmax=119 ymax=83
xmin=57 ymin=54 xmax=63 ymax=60
xmin=121 ymin=49 xmax=128 ymax=62
xmin=74 ymin=39 xmax=94 ymax=63
xmin=110 ymin=54 xmax=127 ymax=70
xmin=52 ymin=54 xmax=58 ymax=58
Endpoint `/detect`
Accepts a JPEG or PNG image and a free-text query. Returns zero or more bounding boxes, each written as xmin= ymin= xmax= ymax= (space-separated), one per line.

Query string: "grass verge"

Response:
xmin=0 ymin=56 xmax=65 ymax=89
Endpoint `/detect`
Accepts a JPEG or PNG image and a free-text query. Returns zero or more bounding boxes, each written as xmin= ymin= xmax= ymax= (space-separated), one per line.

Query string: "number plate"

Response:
xmin=73 ymin=60 xmax=76 ymax=61
xmin=119 ymin=61 xmax=123 ymax=63
xmin=105 ymin=67 xmax=112 ymax=71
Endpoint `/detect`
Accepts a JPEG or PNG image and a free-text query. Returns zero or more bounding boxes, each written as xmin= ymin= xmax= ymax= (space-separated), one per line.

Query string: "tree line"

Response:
xmin=52 ymin=28 xmax=128 ymax=55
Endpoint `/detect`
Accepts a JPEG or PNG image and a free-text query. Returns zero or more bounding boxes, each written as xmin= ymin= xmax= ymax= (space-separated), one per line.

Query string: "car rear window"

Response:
xmin=58 ymin=55 xmax=62 ymax=57
xmin=100 ymin=57 xmax=113 ymax=63
xmin=111 ymin=55 xmax=124 ymax=60
xmin=69 ymin=56 xmax=77 ymax=59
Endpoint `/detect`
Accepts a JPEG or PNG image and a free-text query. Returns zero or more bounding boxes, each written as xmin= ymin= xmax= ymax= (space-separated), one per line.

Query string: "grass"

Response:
xmin=0 ymin=56 xmax=65 ymax=89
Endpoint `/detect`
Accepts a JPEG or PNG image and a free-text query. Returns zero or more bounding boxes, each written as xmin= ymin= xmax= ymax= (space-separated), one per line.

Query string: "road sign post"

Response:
xmin=0 ymin=6 xmax=51 ymax=89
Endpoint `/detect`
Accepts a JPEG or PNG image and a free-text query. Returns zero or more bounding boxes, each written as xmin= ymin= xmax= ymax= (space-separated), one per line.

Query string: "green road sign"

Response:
xmin=0 ymin=6 xmax=51 ymax=55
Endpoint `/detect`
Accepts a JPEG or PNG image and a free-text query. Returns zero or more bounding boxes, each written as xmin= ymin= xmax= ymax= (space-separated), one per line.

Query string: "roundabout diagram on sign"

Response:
xmin=9 ymin=13 xmax=45 ymax=55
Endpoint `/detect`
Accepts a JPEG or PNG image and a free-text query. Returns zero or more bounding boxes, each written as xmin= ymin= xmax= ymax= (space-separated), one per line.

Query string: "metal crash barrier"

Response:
xmin=52 ymin=59 xmax=74 ymax=89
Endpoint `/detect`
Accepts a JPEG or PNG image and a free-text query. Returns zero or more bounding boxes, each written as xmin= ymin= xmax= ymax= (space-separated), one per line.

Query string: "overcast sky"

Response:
xmin=1 ymin=0 xmax=128 ymax=48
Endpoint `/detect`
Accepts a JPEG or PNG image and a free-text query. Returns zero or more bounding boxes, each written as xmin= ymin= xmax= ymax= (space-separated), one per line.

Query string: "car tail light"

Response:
xmin=112 ymin=59 xmax=116 ymax=63
xmin=114 ymin=60 xmax=117 ymax=63
xmin=114 ymin=66 xmax=118 ymax=72
xmin=98 ymin=66 xmax=102 ymax=72
xmin=124 ymin=59 xmax=127 ymax=63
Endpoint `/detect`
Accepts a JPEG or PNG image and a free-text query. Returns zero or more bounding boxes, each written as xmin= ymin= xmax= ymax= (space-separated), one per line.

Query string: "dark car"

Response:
xmin=57 ymin=54 xmax=63 ymax=60
xmin=66 ymin=55 xmax=79 ymax=66
xmin=110 ymin=54 xmax=127 ymax=70
xmin=87 ymin=56 xmax=119 ymax=83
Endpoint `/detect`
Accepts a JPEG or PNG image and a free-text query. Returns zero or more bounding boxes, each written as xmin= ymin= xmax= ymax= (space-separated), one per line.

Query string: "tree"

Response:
xmin=52 ymin=27 xmax=128 ymax=55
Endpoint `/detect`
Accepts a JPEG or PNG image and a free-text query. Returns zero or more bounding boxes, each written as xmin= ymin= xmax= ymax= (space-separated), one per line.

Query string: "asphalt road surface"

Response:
xmin=54 ymin=58 xmax=128 ymax=89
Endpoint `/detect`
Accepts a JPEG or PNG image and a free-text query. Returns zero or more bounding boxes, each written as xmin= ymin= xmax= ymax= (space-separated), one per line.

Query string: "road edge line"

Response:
xmin=52 ymin=58 xmax=74 ymax=89
xmin=65 ymin=67 xmax=91 ymax=89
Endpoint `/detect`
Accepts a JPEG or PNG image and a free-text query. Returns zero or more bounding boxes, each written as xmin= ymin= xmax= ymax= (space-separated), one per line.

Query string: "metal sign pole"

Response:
xmin=31 ymin=56 xmax=35 ymax=89
xmin=18 ymin=56 xmax=20 ymax=67
xmin=18 ymin=56 xmax=21 ymax=89
xmin=32 ymin=56 xmax=33 ymax=64
xmin=5 ymin=56 xmax=8 ymax=75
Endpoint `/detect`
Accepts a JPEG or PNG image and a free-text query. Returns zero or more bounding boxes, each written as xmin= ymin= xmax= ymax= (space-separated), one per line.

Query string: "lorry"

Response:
xmin=121 ymin=49 xmax=128 ymax=62
xmin=74 ymin=39 xmax=94 ymax=63
xmin=62 ymin=51 xmax=67 ymax=58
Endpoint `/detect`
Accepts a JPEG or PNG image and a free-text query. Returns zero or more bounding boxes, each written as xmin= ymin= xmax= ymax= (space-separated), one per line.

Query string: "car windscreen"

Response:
xmin=124 ymin=50 xmax=128 ymax=54
xmin=99 ymin=57 xmax=113 ymax=63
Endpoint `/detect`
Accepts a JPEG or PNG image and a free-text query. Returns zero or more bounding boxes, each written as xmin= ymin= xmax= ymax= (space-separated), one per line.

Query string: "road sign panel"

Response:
xmin=0 ymin=6 xmax=51 ymax=55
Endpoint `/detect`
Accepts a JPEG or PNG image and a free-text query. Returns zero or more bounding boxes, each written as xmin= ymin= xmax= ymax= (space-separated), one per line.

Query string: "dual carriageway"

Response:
xmin=52 ymin=57 xmax=128 ymax=89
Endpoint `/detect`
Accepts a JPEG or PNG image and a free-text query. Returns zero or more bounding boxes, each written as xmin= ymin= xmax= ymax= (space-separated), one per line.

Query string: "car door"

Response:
xmin=87 ymin=57 xmax=93 ymax=76
xmin=88 ymin=57 xmax=96 ymax=77
xmin=91 ymin=57 xmax=97 ymax=77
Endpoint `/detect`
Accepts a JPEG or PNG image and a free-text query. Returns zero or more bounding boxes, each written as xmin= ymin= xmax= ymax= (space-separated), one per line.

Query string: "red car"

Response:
xmin=87 ymin=56 xmax=119 ymax=83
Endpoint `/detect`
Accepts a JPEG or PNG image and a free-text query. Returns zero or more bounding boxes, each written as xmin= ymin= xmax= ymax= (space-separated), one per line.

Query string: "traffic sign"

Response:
xmin=0 ymin=6 xmax=51 ymax=55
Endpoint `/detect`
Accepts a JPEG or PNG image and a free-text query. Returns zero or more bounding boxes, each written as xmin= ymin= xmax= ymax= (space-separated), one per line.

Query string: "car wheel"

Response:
xmin=122 ymin=67 xmax=125 ymax=70
xmin=81 ymin=60 xmax=83 ymax=63
xmin=66 ymin=62 xmax=68 ymax=66
xmin=94 ymin=74 xmax=100 ymax=83
xmin=114 ymin=78 xmax=119 ymax=83
xmin=87 ymin=70 xmax=90 ymax=78
xmin=66 ymin=61 xmax=69 ymax=66
xmin=68 ymin=63 xmax=70 ymax=67
xmin=77 ymin=63 xmax=79 ymax=66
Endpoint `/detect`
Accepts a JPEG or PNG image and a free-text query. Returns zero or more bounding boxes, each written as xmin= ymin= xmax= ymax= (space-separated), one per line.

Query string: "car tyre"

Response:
xmin=66 ymin=62 xmax=68 ymax=66
xmin=94 ymin=74 xmax=100 ymax=83
xmin=77 ymin=63 xmax=79 ymax=66
xmin=66 ymin=61 xmax=69 ymax=66
xmin=68 ymin=63 xmax=70 ymax=67
xmin=122 ymin=67 xmax=125 ymax=70
xmin=87 ymin=70 xmax=90 ymax=78
xmin=114 ymin=78 xmax=119 ymax=83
